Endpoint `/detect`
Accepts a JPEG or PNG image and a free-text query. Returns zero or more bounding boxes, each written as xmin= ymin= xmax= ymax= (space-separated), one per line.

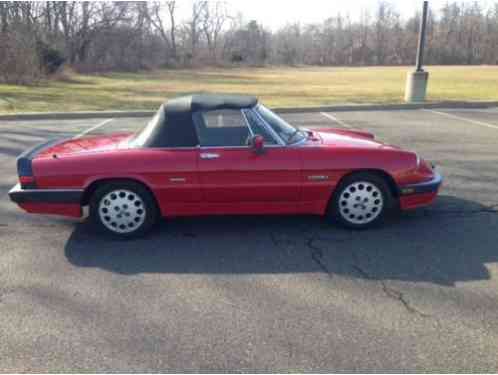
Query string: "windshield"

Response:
xmin=255 ymin=104 xmax=306 ymax=144
xmin=130 ymin=105 xmax=164 ymax=147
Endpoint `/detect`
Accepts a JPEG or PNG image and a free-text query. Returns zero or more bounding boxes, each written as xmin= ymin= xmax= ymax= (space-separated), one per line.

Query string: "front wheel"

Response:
xmin=90 ymin=181 xmax=158 ymax=239
xmin=329 ymin=172 xmax=393 ymax=229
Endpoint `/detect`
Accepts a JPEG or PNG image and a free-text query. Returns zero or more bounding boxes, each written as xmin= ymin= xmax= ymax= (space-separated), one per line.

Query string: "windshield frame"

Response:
xmin=254 ymin=104 xmax=307 ymax=145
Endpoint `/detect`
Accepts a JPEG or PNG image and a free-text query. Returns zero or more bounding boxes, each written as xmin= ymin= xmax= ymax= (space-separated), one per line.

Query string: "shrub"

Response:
xmin=36 ymin=41 xmax=65 ymax=75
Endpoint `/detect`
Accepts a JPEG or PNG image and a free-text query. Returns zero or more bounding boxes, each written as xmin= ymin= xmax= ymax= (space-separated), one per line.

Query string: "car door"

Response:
xmin=143 ymin=148 xmax=202 ymax=217
xmin=195 ymin=109 xmax=301 ymax=213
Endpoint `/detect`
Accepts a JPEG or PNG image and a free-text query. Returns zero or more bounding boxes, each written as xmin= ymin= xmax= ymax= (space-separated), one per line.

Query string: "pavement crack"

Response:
xmin=306 ymin=237 xmax=333 ymax=278
xmin=270 ymin=231 xmax=331 ymax=279
xmin=269 ymin=232 xmax=296 ymax=249
xmin=273 ymin=231 xmax=349 ymax=279
xmin=352 ymin=252 xmax=431 ymax=318
xmin=380 ymin=283 xmax=432 ymax=318
xmin=269 ymin=232 xmax=281 ymax=248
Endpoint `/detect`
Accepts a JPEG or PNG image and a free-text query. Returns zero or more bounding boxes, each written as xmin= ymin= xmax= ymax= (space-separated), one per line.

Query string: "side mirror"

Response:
xmin=250 ymin=135 xmax=265 ymax=154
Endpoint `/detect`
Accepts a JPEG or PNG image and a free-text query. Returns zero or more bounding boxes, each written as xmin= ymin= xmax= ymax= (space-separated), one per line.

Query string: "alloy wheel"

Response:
xmin=338 ymin=181 xmax=384 ymax=225
xmin=98 ymin=189 xmax=146 ymax=234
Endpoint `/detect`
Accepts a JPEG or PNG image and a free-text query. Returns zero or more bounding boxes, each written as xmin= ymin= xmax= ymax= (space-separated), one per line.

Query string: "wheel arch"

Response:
xmin=330 ymin=169 xmax=399 ymax=204
xmin=81 ymin=177 xmax=159 ymax=209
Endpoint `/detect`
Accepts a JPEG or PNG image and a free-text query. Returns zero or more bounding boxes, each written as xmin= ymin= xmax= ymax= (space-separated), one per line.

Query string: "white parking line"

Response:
xmin=424 ymin=109 xmax=498 ymax=131
xmin=73 ymin=118 xmax=114 ymax=139
xmin=320 ymin=112 xmax=353 ymax=129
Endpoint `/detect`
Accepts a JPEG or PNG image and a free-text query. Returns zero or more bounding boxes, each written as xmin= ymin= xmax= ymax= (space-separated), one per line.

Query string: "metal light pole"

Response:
xmin=405 ymin=1 xmax=430 ymax=102
xmin=415 ymin=1 xmax=429 ymax=72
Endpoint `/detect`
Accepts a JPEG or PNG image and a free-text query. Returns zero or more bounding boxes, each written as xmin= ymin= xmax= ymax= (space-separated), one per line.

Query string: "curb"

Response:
xmin=0 ymin=110 xmax=154 ymax=121
xmin=1 ymin=101 xmax=497 ymax=121
xmin=274 ymin=101 xmax=498 ymax=114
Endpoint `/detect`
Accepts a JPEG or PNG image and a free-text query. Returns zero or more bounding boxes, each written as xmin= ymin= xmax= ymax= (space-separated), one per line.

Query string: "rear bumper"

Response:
xmin=398 ymin=173 xmax=443 ymax=210
xmin=9 ymin=183 xmax=83 ymax=204
xmin=9 ymin=184 xmax=83 ymax=218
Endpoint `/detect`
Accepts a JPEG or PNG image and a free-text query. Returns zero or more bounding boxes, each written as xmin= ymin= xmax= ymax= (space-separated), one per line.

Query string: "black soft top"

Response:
xmin=142 ymin=94 xmax=258 ymax=148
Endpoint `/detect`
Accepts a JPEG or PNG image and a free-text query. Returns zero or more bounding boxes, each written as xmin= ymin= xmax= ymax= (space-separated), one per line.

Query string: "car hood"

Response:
xmin=313 ymin=128 xmax=399 ymax=150
xmin=37 ymin=132 xmax=133 ymax=158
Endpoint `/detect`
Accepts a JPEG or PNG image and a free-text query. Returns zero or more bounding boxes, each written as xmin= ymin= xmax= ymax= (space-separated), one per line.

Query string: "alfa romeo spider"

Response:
xmin=9 ymin=94 xmax=442 ymax=238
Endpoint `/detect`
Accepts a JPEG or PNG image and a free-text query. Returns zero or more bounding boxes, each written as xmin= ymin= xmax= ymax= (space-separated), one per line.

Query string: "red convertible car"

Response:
xmin=9 ymin=94 xmax=442 ymax=238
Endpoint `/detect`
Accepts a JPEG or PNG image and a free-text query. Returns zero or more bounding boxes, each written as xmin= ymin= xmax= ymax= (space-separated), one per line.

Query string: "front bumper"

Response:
xmin=398 ymin=172 xmax=443 ymax=210
xmin=399 ymin=172 xmax=443 ymax=196
xmin=9 ymin=183 xmax=83 ymax=204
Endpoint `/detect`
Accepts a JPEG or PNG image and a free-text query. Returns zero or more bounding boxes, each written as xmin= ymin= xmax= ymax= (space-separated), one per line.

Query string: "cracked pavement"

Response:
xmin=1 ymin=108 xmax=498 ymax=371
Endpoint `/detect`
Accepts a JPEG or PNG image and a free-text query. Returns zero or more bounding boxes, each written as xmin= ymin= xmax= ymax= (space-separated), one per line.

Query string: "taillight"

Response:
xmin=19 ymin=175 xmax=36 ymax=188
xmin=17 ymin=157 xmax=37 ymax=189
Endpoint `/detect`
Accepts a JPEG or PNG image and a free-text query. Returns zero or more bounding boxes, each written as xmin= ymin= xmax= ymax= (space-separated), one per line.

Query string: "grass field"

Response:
xmin=1 ymin=66 xmax=498 ymax=113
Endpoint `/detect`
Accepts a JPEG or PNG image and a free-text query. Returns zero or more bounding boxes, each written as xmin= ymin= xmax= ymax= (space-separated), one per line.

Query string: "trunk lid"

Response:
xmin=36 ymin=132 xmax=133 ymax=158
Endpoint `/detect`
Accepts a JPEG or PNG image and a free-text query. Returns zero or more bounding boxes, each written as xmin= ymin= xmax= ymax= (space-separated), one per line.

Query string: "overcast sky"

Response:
xmin=176 ymin=0 xmax=492 ymax=29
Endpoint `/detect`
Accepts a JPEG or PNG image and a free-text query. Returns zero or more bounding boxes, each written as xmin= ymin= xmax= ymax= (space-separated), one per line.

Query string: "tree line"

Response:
xmin=1 ymin=1 xmax=497 ymax=84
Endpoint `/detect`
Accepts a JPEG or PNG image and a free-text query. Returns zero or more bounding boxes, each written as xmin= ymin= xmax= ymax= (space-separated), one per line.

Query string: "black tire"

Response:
xmin=89 ymin=181 xmax=159 ymax=239
xmin=328 ymin=172 xmax=394 ymax=230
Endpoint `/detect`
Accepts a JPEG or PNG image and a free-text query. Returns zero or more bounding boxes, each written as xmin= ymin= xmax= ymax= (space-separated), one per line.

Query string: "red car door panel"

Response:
xmin=198 ymin=147 xmax=301 ymax=205
xmin=142 ymin=149 xmax=201 ymax=216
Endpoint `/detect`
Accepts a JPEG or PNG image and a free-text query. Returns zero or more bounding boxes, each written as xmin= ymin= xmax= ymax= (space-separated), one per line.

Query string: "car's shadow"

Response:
xmin=65 ymin=195 xmax=498 ymax=286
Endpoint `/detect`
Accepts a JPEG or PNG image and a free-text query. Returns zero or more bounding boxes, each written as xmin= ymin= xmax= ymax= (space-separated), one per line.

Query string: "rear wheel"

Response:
xmin=90 ymin=181 xmax=158 ymax=239
xmin=329 ymin=172 xmax=393 ymax=229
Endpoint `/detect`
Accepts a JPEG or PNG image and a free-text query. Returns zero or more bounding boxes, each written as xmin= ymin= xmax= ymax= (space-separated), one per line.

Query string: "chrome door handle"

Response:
xmin=200 ymin=153 xmax=220 ymax=160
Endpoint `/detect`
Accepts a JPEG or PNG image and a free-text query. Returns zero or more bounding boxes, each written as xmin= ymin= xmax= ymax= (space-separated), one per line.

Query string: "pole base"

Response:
xmin=405 ymin=71 xmax=429 ymax=103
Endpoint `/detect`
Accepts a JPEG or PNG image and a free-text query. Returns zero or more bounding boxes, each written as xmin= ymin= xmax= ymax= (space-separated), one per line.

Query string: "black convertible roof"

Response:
xmin=142 ymin=94 xmax=258 ymax=148
xmin=166 ymin=94 xmax=258 ymax=113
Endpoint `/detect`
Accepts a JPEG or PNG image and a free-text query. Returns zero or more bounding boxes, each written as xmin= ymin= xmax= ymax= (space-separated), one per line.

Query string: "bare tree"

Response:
xmin=3 ymin=0 xmax=498 ymax=83
xmin=53 ymin=2 xmax=130 ymax=65
xmin=373 ymin=2 xmax=399 ymax=65
xmin=184 ymin=0 xmax=204 ymax=64
xmin=144 ymin=1 xmax=177 ymax=64
xmin=200 ymin=1 xmax=229 ymax=63
xmin=275 ymin=23 xmax=303 ymax=65
xmin=0 ymin=2 xmax=8 ymax=33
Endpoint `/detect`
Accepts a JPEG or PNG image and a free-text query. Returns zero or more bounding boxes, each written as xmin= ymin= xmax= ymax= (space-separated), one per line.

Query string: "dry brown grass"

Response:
xmin=1 ymin=66 xmax=497 ymax=113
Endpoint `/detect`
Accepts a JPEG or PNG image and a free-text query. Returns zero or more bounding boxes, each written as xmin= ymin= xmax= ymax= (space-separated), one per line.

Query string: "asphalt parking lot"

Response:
xmin=1 ymin=107 xmax=498 ymax=371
